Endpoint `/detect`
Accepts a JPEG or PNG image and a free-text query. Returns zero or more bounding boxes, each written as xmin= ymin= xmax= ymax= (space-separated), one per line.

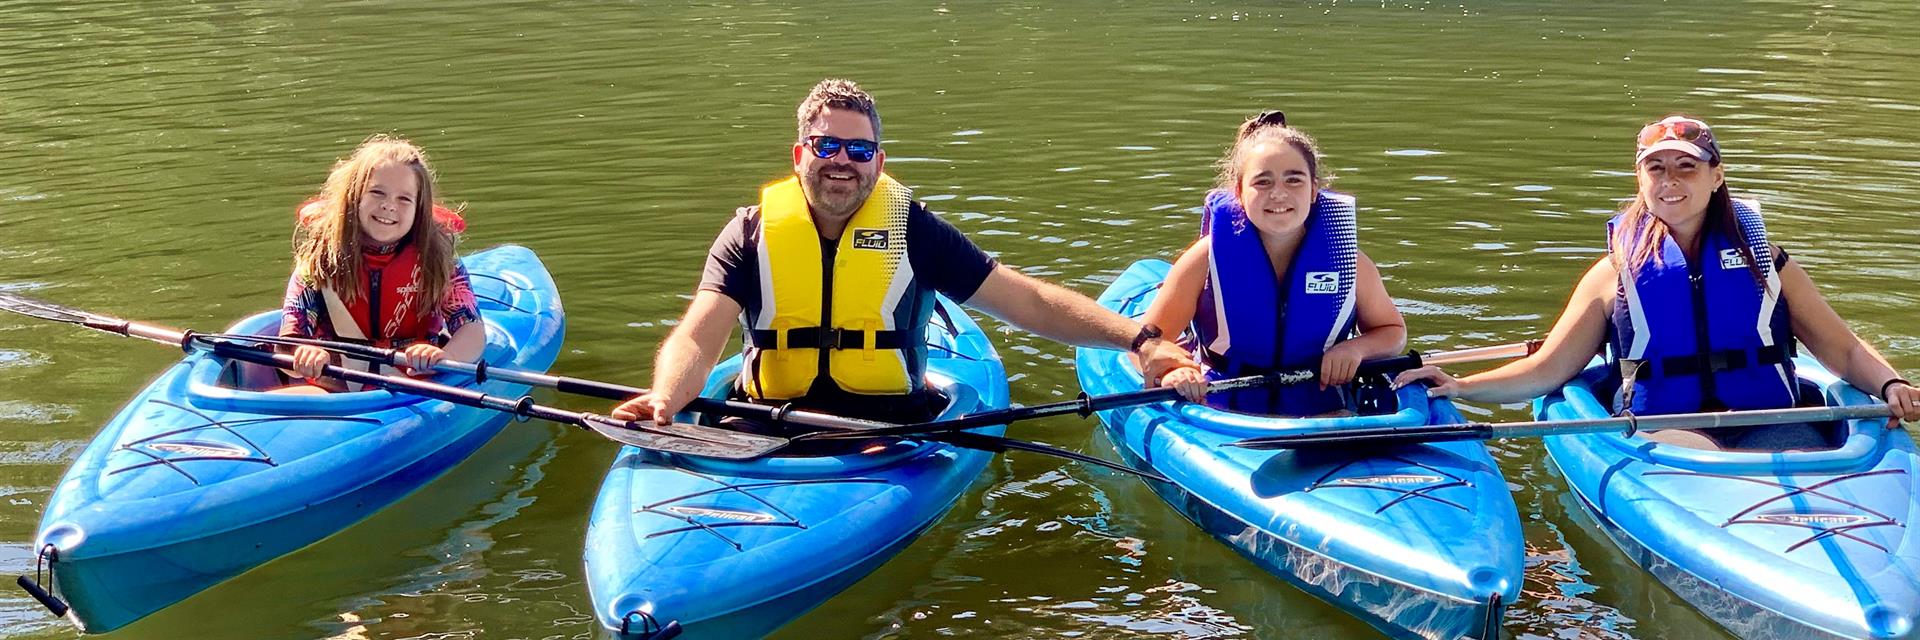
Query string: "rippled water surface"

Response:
xmin=3 ymin=1 xmax=1918 ymax=638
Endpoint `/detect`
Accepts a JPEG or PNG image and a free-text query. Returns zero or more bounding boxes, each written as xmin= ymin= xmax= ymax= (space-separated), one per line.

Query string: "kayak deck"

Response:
xmin=1077 ymin=259 xmax=1523 ymax=640
xmin=31 ymin=245 xmax=565 ymax=633
xmin=1540 ymin=357 xmax=1919 ymax=640
xmin=584 ymin=296 xmax=1007 ymax=639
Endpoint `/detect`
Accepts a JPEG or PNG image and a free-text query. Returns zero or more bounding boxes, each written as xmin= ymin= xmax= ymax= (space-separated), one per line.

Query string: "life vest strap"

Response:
xmin=1641 ymin=343 xmax=1793 ymax=378
xmin=747 ymin=327 xmax=908 ymax=351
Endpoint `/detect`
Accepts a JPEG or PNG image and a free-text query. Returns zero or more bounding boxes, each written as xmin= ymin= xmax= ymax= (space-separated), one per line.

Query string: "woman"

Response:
xmin=1395 ymin=115 xmax=1918 ymax=449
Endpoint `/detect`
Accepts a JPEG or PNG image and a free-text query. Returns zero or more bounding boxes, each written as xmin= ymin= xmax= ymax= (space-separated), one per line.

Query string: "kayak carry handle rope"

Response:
xmin=1227 ymin=403 xmax=1900 ymax=450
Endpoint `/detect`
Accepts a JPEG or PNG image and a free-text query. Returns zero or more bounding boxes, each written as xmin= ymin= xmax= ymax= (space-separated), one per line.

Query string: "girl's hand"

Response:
xmin=1319 ymin=342 xmax=1366 ymax=389
xmin=1156 ymin=366 xmax=1209 ymax=403
xmin=398 ymin=342 xmax=448 ymax=376
xmin=1884 ymin=380 xmax=1920 ymax=424
xmin=1392 ymin=365 xmax=1465 ymax=398
xmin=292 ymin=345 xmax=333 ymax=380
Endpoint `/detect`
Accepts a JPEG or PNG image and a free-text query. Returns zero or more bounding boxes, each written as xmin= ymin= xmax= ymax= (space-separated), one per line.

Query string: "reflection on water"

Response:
xmin=4 ymin=0 xmax=1919 ymax=638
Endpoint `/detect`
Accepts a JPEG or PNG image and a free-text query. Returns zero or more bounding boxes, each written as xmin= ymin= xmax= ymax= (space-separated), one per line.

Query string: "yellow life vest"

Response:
xmin=744 ymin=174 xmax=916 ymax=400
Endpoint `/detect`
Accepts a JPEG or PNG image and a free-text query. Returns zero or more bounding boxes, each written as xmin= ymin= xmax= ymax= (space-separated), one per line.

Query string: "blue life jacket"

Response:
xmin=1192 ymin=189 xmax=1359 ymax=415
xmin=1607 ymin=198 xmax=1797 ymax=415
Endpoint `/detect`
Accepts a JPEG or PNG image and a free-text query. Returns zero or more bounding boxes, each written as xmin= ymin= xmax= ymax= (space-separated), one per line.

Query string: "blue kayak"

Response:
xmin=583 ymin=296 xmax=1007 ymax=639
xmin=1076 ymin=259 xmax=1523 ymax=640
xmin=28 ymin=245 xmax=565 ymax=633
xmin=1539 ymin=357 xmax=1919 ymax=639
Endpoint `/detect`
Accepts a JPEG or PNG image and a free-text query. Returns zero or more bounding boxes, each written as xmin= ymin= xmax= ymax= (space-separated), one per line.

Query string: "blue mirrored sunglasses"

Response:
xmin=805 ymin=135 xmax=879 ymax=163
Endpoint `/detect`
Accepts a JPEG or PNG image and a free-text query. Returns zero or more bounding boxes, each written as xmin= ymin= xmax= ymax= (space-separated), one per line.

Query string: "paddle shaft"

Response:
xmin=234 ymin=334 xmax=1169 ymax=479
xmin=258 ymin=332 xmax=1425 ymax=441
xmin=0 ymin=306 xmax=779 ymax=457
xmin=1419 ymin=340 xmax=1543 ymax=367
xmin=800 ymin=353 xmax=1426 ymax=442
xmin=1231 ymin=403 xmax=1898 ymax=449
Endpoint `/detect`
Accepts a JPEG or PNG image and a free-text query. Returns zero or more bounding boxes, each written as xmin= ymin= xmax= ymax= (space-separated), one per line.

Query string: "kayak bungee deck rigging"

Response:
xmin=19 ymin=245 xmax=565 ymax=633
xmin=1539 ymin=357 xmax=1919 ymax=640
xmin=583 ymin=295 xmax=1008 ymax=639
xmin=1076 ymin=259 xmax=1523 ymax=640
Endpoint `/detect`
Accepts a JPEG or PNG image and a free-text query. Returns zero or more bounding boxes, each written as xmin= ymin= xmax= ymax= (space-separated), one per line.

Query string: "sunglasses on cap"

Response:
xmin=1636 ymin=117 xmax=1711 ymax=149
xmin=804 ymin=135 xmax=879 ymax=163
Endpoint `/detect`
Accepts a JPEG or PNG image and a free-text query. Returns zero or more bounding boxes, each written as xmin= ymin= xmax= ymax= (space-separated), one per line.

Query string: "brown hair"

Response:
xmin=1215 ymin=114 xmax=1323 ymax=196
xmin=291 ymin=134 xmax=457 ymax=316
xmin=795 ymin=78 xmax=882 ymax=142
xmin=1607 ymin=162 xmax=1765 ymax=286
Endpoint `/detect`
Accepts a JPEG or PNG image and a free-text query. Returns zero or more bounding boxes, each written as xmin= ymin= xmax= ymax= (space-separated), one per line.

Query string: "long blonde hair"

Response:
xmin=292 ymin=134 xmax=457 ymax=315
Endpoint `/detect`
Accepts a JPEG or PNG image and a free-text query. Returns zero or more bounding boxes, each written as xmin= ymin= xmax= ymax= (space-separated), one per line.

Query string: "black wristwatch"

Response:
xmin=1129 ymin=323 xmax=1164 ymax=354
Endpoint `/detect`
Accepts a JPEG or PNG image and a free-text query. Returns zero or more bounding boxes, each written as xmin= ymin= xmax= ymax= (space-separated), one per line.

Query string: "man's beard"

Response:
xmin=802 ymin=164 xmax=877 ymax=218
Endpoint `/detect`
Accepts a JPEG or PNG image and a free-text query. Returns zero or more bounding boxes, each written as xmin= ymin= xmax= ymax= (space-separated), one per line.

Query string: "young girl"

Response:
xmin=275 ymin=134 xmax=483 ymax=394
xmin=1141 ymin=112 xmax=1407 ymax=416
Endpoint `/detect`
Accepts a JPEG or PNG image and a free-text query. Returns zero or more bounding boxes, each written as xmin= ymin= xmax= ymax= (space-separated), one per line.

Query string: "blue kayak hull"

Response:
xmin=32 ymin=245 xmax=566 ymax=633
xmin=1540 ymin=358 xmax=1919 ymax=639
xmin=583 ymin=296 xmax=1007 ymax=639
xmin=1076 ymin=259 xmax=1523 ymax=640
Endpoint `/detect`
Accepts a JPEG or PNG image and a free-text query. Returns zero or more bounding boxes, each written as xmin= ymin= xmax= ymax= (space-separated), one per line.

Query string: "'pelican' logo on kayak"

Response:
xmin=146 ymin=441 xmax=251 ymax=458
xmin=666 ymin=506 xmax=776 ymax=523
xmin=1330 ymin=474 xmax=1443 ymax=486
xmin=1754 ymin=511 xmax=1871 ymax=527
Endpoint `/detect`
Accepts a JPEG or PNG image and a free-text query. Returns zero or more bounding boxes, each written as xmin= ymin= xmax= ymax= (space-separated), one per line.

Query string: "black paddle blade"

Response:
xmin=578 ymin=415 xmax=787 ymax=460
xmin=0 ymin=292 xmax=119 ymax=329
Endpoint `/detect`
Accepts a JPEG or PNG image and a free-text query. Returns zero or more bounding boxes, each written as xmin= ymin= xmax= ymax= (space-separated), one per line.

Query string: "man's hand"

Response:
xmin=1136 ymin=337 xmax=1200 ymax=388
xmin=612 ymin=390 xmax=691 ymax=426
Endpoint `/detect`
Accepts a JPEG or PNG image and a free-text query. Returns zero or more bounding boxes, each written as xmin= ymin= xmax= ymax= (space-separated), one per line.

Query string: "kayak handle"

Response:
xmin=621 ymin=610 xmax=682 ymax=640
xmin=17 ymin=544 xmax=68 ymax=617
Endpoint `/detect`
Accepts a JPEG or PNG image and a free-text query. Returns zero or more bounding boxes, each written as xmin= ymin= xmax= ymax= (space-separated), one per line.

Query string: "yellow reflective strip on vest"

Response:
xmin=745 ymin=174 xmax=913 ymax=400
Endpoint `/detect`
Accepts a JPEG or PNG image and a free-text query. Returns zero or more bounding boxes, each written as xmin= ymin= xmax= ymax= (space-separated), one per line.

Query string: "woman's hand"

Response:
xmin=1883 ymin=380 xmax=1920 ymax=424
xmin=292 ymin=345 xmax=333 ymax=380
xmin=1156 ymin=366 xmax=1209 ymax=403
xmin=1319 ymin=341 xmax=1367 ymax=389
xmin=1392 ymin=365 xmax=1465 ymax=398
xmin=398 ymin=342 xmax=448 ymax=376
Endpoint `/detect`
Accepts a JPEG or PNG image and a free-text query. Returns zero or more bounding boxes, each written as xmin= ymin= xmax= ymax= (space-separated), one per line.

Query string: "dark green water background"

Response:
xmin=3 ymin=1 xmax=1917 ymax=638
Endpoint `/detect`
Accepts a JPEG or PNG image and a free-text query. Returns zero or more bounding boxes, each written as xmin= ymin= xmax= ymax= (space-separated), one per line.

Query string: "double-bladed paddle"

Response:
xmin=202 ymin=330 xmax=1173 ymax=481
xmin=0 ymin=292 xmax=780 ymax=459
xmin=1227 ymin=403 xmax=1899 ymax=450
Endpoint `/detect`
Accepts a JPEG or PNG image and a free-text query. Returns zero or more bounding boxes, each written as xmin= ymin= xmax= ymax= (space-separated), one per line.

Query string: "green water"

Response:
xmin=3 ymin=1 xmax=1918 ymax=638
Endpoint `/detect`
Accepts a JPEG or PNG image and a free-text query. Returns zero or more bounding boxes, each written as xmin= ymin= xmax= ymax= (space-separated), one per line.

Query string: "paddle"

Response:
xmin=0 ymin=292 xmax=781 ymax=459
xmin=794 ymin=353 xmax=1430 ymax=444
xmin=212 ymin=332 xmax=1172 ymax=481
xmin=1227 ymin=403 xmax=1899 ymax=450
xmin=1420 ymin=339 xmax=1543 ymax=366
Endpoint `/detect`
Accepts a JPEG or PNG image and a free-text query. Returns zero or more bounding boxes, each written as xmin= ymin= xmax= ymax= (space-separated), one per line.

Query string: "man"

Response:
xmin=613 ymin=79 xmax=1196 ymax=427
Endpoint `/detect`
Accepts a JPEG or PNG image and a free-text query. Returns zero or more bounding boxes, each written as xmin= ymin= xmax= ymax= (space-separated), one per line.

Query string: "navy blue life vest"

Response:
xmin=1192 ymin=189 xmax=1359 ymax=415
xmin=1607 ymin=198 xmax=1797 ymax=415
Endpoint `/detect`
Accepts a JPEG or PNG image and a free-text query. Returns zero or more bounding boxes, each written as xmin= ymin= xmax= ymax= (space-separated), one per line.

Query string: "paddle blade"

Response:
xmin=0 ymin=292 xmax=121 ymax=329
xmin=578 ymin=415 xmax=787 ymax=460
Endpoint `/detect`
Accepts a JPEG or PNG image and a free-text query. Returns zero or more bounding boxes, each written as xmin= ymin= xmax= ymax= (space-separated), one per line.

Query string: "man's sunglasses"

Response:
xmin=805 ymin=135 xmax=879 ymax=163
